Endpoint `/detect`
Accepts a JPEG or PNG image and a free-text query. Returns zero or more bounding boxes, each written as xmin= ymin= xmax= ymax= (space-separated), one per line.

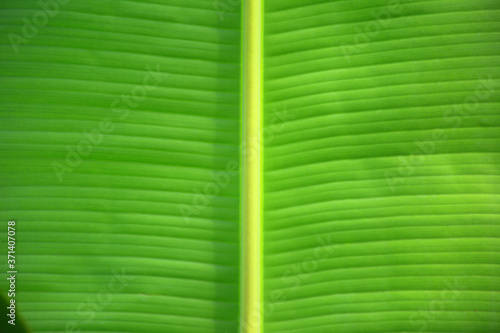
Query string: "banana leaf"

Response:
xmin=0 ymin=0 xmax=499 ymax=332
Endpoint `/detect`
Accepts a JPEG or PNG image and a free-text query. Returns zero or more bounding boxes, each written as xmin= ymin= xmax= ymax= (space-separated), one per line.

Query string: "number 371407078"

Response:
xmin=7 ymin=221 xmax=16 ymax=267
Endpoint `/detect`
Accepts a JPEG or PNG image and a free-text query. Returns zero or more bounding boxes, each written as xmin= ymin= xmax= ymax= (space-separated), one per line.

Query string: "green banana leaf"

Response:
xmin=0 ymin=0 xmax=499 ymax=333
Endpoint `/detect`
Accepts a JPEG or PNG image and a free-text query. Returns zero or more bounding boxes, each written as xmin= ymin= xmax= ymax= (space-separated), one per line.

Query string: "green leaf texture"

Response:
xmin=263 ymin=0 xmax=500 ymax=332
xmin=0 ymin=1 xmax=241 ymax=332
xmin=0 ymin=0 xmax=499 ymax=333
